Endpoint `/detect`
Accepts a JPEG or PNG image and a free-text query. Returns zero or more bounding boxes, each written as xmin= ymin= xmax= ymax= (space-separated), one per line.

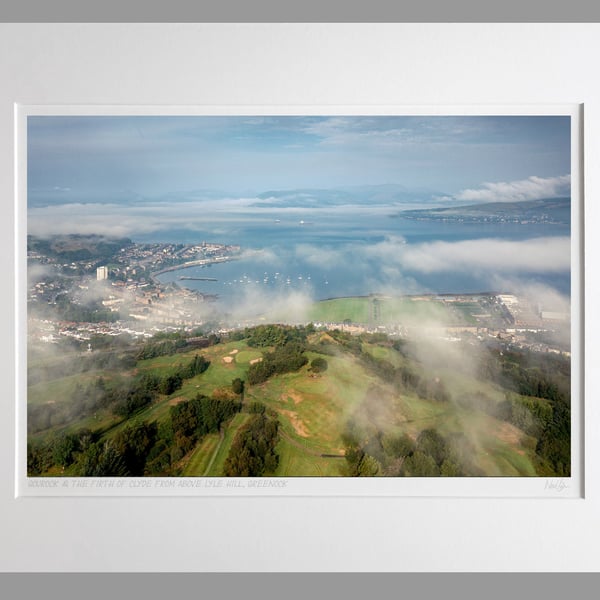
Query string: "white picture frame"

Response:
xmin=1 ymin=23 xmax=599 ymax=572
xmin=15 ymin=102 xmax=582 ymax=499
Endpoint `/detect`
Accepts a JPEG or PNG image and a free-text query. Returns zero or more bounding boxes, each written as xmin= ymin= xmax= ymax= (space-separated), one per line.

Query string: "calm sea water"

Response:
xmin=147 ymin=212 xmax=571 ymax=307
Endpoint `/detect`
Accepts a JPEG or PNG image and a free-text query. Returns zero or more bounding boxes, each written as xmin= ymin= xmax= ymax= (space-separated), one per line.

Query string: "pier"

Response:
xmin=179 ymin=276 xmax=218 ymax=282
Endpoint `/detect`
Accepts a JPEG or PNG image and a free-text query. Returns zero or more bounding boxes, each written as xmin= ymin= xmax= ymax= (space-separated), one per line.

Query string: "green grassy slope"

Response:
xmin=28 ymin=328 xmax=558 ymax=477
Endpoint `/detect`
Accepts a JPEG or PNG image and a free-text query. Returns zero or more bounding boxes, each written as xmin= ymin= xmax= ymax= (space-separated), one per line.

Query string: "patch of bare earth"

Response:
xmin=279 ymin=409 xmax=310 ymax=438
xmin=281 ymin=390 xmax=304 ymax=405
xmin=318 ymin=333 xmax=339 ymax=345
xmin=169 ymin=396 xmax=187 ymax=406
xmin=495 ymin=421 xmax=523 ymax=446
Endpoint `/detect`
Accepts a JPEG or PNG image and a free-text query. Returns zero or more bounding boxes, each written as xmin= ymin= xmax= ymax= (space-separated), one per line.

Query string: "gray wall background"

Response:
xmin=1 ymin=1 xmax=598 ymax=597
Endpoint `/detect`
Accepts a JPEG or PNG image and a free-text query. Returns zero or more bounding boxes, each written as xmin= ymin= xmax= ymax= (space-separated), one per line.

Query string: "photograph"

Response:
xmin=23 ymin=111 xmax=575 ymax=483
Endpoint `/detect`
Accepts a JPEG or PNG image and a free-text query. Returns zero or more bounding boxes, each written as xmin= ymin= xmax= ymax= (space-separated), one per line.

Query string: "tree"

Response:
xmin=416 ymin=428 xmax=447 ymax=466
xmin=159 ymin=373 xmax=183 ymax=395
xmin=78 ymin=441 xmax=129 ymax=476
xmin=357 ymin=454 xmax=381 ymax=477
xmin=51 ymin=433 xmax=79 ymax=468
xmin=27 ymin=442 xmax=53 ymax=476
xmin=248 ymin=401 xmax=266 ymax=414
xmin=232 ymin=378 xmax=245 ymax=396
xmin=310 ymin=357 xmax=328 ymax=373
xmin=382 ymin=432 xmax=415 ymax=459
xmin=113 ymin=421 xmax=158 ymax=476
xmin=440 ymin=459 xmax=460 ymax=476
xmin=223 ymin=414 xmax=280 ymax=476
xmin=402 ymin=450 xmax=439 ymax=476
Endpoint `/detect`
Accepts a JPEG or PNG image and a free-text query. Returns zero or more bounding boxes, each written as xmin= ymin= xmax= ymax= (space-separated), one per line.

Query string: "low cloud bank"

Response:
xmin=386 ymin=236 xmax=571 ymax=275
xmin=296 ymin=235 xmax=571 ymax=278
xmin=455 ymin=174 xmax=570 ymax=203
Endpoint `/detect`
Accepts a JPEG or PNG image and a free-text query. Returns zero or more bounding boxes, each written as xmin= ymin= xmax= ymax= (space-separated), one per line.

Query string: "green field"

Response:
xmin=182 ymin=432 xmax=221 ymax=476
xmin=275 ymin=435 xmax=344 ymax=477
xmin=307 ymin=297 xmax=373 ymax=323
xmin=306 ymin=295 xmax=470 ymax=327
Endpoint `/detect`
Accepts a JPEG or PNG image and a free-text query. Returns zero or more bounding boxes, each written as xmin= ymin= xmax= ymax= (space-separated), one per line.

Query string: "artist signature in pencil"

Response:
xmin=545 ymin=480 xmax=569 ymax=493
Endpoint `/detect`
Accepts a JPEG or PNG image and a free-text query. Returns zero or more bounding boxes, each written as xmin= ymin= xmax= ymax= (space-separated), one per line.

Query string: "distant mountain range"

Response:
xmin=253 ymin=184 xmax=445 ymax=208
xmin=396 ymin=197 xmax=571 ymax=225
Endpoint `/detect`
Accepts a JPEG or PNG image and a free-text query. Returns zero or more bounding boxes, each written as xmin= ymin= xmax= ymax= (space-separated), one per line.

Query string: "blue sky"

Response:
xmin=27 ymin=114 xmax=571 ymax=206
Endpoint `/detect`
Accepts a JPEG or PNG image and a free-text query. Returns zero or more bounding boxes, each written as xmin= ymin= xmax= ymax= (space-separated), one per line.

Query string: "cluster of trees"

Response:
xmin=74 ymin=393 xmax=242 ymax=477
xmin=480 ymin=347 xmax=570 ymax=405
xmin=237 ymin=323 xmax=313 ymax=348
xmin=28 ymin=428 xmax=95 ymax=475
xmin=478 ymin=348 xmax=571 ymax=476
xmin=29 ymin=353 xmax=211 ymax=437
xmin=247 ymin=343 xmax=308 ymax=385
xmin=136 ymin=331 xmax=221 ymax=360
xmin=109 ymin=378 xmax=158 ymax=418
xmin=141 ymin=354 xmax=210 ymax=397
xmin=169 ymin=394 xmax=241 ymax=459
xmin=535 ymin=399 xmax=571 ymax=476
xmin=243 ymin=324 xmax=292 ymax=347
xmin=28 ymin=391 xmax=243 ymax=477
xmin=135 ymin=337 xmax=189 ymax=360
xmin=80 ymin=421 xmax=159 ymax=476
xmin=401 ymin=429 xmax=474 ymax=477
xmin=342 ymin=421 xmax=478 ymax=477
xmin=54 ymin=421 xmax=164 ymax=477
xmin=109 ymin=354 xmax=210 ymax=417
xmin=309 ymin=357 xmax=328 ymax=374
xmin=223 ymin=412 xmax=280 ymax=476
xmin=234 ymin=325 xmax=334 ymax=386
xmin=27 ymin=424 xmax=145 ymax=477
xmin=27 ymin=402 xmax=161 ymax=475
xmin=495 ymin=393 xmax=570 ymax=476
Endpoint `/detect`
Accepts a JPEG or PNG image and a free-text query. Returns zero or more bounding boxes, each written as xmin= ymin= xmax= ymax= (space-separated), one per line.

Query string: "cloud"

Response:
xmin=302 ymin=117 xmax=421 ymax=149
xmin=271 ymin=236 xmax=571 ymax=298
xmin=294 ymin=244 xmax=348 ymax=270
xmin=27 ymin=197 xmax=271 ymax=238
xmin=431 ymin=195 xmax=456 ymax=203
xmin=367 ymin=236 xmax=571 ymax=275
xmin=455 ymin=175 xmax=571 ymax=203
xmin=27 ymin=262 xmax=57 ymax=287
xmin=225 ymin=284 xmax=315 ymax=324
xmin=239 ymin=247 xmax=283 ymax=267
xmin=27 ymin=196 xmax=406 ymax=239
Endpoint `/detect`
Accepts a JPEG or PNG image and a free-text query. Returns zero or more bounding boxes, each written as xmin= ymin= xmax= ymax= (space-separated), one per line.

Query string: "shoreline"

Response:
xmin=152 ymin=255 xmax=240 ymax=277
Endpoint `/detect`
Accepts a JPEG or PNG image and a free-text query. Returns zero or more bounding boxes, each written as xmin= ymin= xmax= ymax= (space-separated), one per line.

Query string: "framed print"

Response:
xmin=15 ymin=105 xmax=582 ymax=498
xmin=2 ymin=23 xmax=599 ymax=572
